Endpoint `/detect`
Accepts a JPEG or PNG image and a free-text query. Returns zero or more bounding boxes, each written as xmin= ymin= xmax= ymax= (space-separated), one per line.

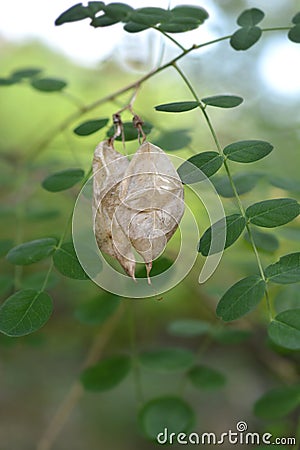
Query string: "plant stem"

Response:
xmin=155 ymin=27 xmax=186 ymax=51
xmin=172 ymin=62 xmax=273 ymax=319
xmin=36 ymin=304 xmax=124 ymax=450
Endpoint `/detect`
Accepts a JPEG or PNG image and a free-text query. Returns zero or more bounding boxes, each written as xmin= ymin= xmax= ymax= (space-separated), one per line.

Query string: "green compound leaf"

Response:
xmin=154 ymin=129 xmax=191 ymax=151
xmin=129 ymin=7 xmax=170 ymax=26
xmin=288 ymin=25 xmax=300 ymax=43
xmin=171 ymin=5 xmax=208 ymax=22
xmin=254 ymin=385 xmax=300 ymax=419
xmin=224 ymin=140 xmax=273 ymax=163
xmin=155 ymin=101 xmax=199 ymax=113
xmin=244 ymin=229 xmax=279 ymax=253
xmin=0 ymin=289 xmax=53 ymax=337
xmin=268 ymin=309 xmax=300 ymax=350
xmin=6 ymin=238 xmax=57 ymax=265
xmin=168 ymin=319 xmax=212 ymax=337
xmin=103 ymin=3 xmax=133 ymax=20
xmin=91 ymin=14 xmax=120 ymax=27
xmin=31 ymin=77 xmax=67 ymax=92
xmin=265 ymin=253 xmax=300 ymax=284
xmin=139 ymin=396 xmax=195 ymax=440
xmin=42 ymin=168 xmax=85 ymax=192
xmin=216 ymin=276 xmax=266 ymax=321
xmin=212 ymin=172 xmax=262 ymax=197
xmin=74 ymin=293 xmax=120 ymax=325
xmin=11 ymin=68 xmax=43 ymax=79
xmin=139 ymin=348 xmax=194 ymax=372
xmin=187 ymin=365 xmax=226 ymax=390
xmin=230 ymin=26 xmax=262 ymax=51
xmin=237 ymin=8 xmax=265 ymax=27
xmin=292 ymin=12 xmax=300 ymax=24
xmin=199 ymin=214 xmax=246 ymax=256
xmin=55 ymin=3 xmax=93 ymax=26
xmin=246 ymin=198 xmax=300 ymax=228
xmin=107 ymin=121 xmax=152 ymax=141
xmin=73 ymin=118 xmax=109 ymax=136
xmin=53 ymin=242 xmax=89 ymax=280
xmin=81 ymin=355 xmax=131 ymax=391
xmin=201 ymin=95 xmax=243 ymax=108
xmin=177 ymin=151 xmax=224 ymax=184
xmin=0 ymin=239 xmax=13 ymax=257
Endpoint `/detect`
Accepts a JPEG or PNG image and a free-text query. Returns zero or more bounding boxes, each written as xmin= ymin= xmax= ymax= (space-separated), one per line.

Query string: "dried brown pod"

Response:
xmin=93 ymin=140 xmax=184 ymax=283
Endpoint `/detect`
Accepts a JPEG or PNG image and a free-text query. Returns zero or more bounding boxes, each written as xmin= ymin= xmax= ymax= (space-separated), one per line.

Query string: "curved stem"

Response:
xmin=155 ymin=27 xmax=186 ymax=51
xmin=172 ymin=62 xmax=273 ymax=319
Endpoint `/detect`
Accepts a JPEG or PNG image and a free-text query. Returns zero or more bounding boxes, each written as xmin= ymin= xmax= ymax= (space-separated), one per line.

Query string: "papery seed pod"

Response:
xmin=92 ymin=140 xmax=136 ymax=279
xmin=116 ymin=142 xmax=184 ymax=280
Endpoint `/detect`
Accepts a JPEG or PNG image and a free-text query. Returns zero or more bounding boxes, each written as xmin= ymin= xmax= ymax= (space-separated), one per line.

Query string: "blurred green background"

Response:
xmin=0 ymin=1 xmax=300 ymax=449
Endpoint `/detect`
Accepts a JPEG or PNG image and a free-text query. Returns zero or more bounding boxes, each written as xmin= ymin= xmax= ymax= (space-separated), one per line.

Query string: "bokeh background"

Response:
xmin=0 ymin=0 xmax=300 ymax=449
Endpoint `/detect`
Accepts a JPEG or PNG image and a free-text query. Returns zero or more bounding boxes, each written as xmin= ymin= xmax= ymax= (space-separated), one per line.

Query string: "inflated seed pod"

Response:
xmin=92 ymin=140 xmax=136 ymax=280
xmin=116 ymin=142 xmax=184 ymax=279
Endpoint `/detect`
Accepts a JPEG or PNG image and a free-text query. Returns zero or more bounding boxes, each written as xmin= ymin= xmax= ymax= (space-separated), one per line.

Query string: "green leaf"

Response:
xmin=159 ymin=17 xmax=201 ymax=33
xmin=0 ymin=289 xmax=53 ymax=337
xmin=155 ymin=101 xmax=199 ymax=113
xmin=6 ymin=238 xmax=57 ymax=265
xmin=268 ymin=309 xmax=300 ymax=350
xmin=138 ymin=396 xmax=195 ymax=440
xmin=55 ymin=3 xmax=92 ymax=26
xmin=103 ymin=3 xmax=133 ymax=20
xmin=0 ymin=275 xmax=13 ymax=297
xmin=171 ymin=5 xmax=209 ymax=22
xmin=177 ymin=151 xmax=224 ymax=184
xmin=202 ymin=95 xmax=243 ymax=108
xmin=168 ymin=319 xmax=212 ymax=337
xmin=230 ymin=26 xmax=262 ymax=51
xmin=288 ymin=25 xmax=300 ymax=43
xmin=107 ymin=121 xmax=152 ymax=141
xmin=268 ymin=176 xmax=300 ymax=193
xmin=265 ymin=253 xmax=300 ymax=284
xmin=42 ymin=168 xmax=84 ymax=192
xmin=87 ymin=1 xmax=105 ymax=15
xmin=292 ymin=12 xmax=300 ymax=24
xmin=224 ymin=140 xmax=273 ymax=163
xmin=130 ymin=7 xmax=170 ymax=26
xmin=74 ymin=293 xmax=120 ymax=325
xmin=216 ymin=276 xmax=266 ymax=321
xmin=0 ymin=239 xmax=13 ymax=257
xmin=53 ymin=242 xmax=89 ymax=280
xmin=244 ymin=229 xmax=279 ymax=253
xmin=254 ymin=385 xmax=300 ymax=419
xmin=212 ymin=172 xmax=262 ymax=197
xmin=21 ymin=271 xmax=59 ymax=290
xmin=73 ymin=118 xmax=109 ymax=136
xmin=123 ymin=21 xmax=149 ymax=33
xmin=246 ymin=198 xmax=300 ymax=228
xmin=31 ymin=77 xmax=67 ymax=92
xmin=211 ymin=328 xmax=251 ymax=344
xmin=199 ymin=214 xmax=246 ymax=256
xmin=187 ymin=365 xmax=226 ymax=390
xmin=80 ymin=355 xmax=131 ymax=391
xmin=0 ymin=77 xmax=20 ymax=86
xmin=91 ymin=14 xmax=120 ymax=27
xmin=154 ymin=129 xmax=191 ymax=151
xmin=139 ymin=348 xmax=194 ymax=372
xmin=11 ymin=68 xmax=42 ymax=79
xmin=237 ymin=8 xmax=265 ymax=26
